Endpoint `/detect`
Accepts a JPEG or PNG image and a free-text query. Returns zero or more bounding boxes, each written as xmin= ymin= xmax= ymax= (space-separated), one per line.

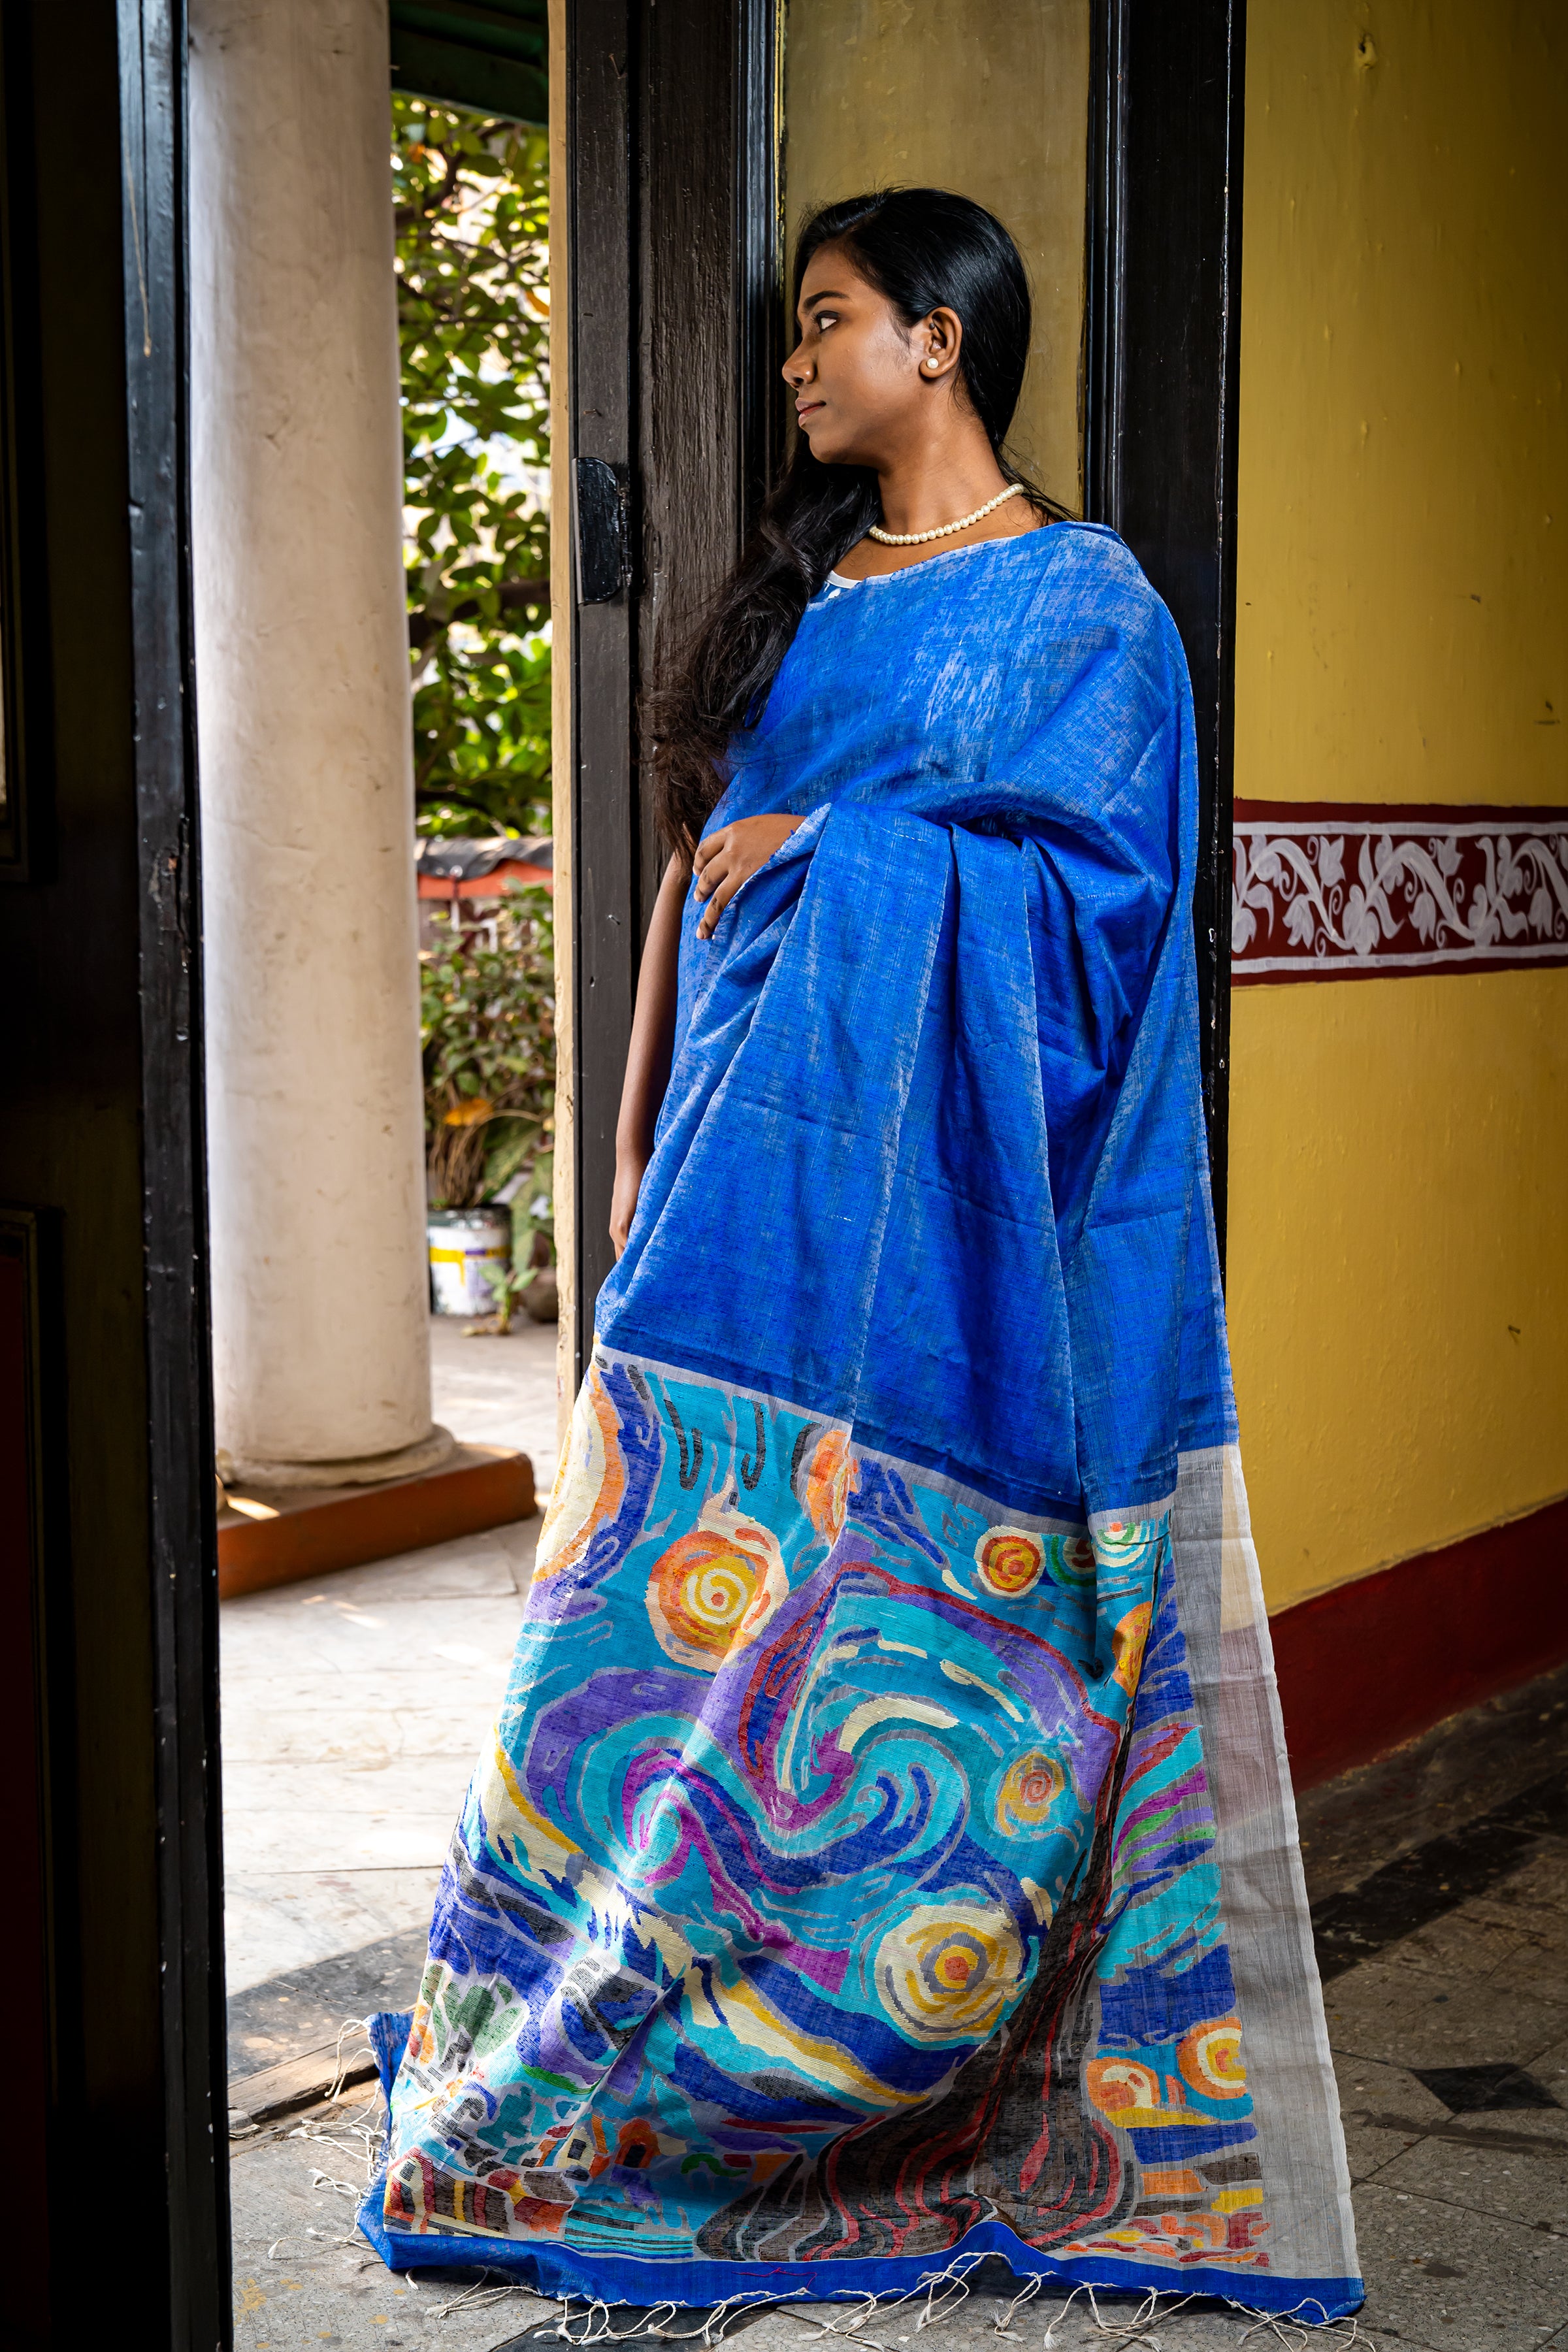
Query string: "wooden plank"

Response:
xmin=229 ymin=2043 xmax=380 ymax=2128
xmin=568 ymin=0 xmax=638 ymax=1380
xmin=119 ymin=0 xmax=234 ymax=2337
xmin=549 ymin=0 xmax=576 ymax=1454
xmin=565 ymin=0 xmax=781 ymax=1389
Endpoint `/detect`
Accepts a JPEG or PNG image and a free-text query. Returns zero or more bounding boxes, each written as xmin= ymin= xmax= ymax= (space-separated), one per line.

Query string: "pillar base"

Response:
xmin=216 ymin=1422 xmax=456 ymax=1493
xmin=217 ymin=1441 xmax=534 ymax=1597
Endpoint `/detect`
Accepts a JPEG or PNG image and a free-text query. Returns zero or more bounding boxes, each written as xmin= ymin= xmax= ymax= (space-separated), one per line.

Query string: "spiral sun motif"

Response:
xmin=1177 ymin=2015 xmax=1247 ymax=2100
xmin=974 ymin=1524 xmax=1045 ymax=1597
xmin=804 ymin=1428 xmax=857 ymax=1544
xmin=645 ymin=1502 xmax=788 ymax=1671
xmin=1094 ymin=1518 xmax=1156 ymax=1568
xmin=1085 ymin=2055 xmax=1161 ymax=2117
xmin=1045 ymin=1531 xmax=1097 ymax=1589
xmin=994 ymin=1748 xmax=1066 ymax=1835
xmin=874 ymin=1903 xmax=1024 ymax=2046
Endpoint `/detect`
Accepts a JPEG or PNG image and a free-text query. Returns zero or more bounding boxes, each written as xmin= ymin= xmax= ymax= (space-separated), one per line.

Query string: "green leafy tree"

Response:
xmin=394 ymin=97 xmax=551 ymax=839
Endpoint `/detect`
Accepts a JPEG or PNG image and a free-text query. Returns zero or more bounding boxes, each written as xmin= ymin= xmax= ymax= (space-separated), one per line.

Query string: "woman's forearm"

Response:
xmin=610 ymin=853 xmax=687 ymax=1252
xmin=618 ymin=854 xmax=686 ymax=1154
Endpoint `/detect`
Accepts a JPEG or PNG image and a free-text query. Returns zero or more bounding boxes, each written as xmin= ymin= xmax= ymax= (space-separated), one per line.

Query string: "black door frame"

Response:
xmin=5 ymin=1 xmax=227 ymax=2343
xmin=1086 ymin=0 xmax=1245 ymax=1261
xmin=566 ymin=0 xmax=1245 ymax=1377
xmin=120 ymin=3 xmax=231 ymax=2338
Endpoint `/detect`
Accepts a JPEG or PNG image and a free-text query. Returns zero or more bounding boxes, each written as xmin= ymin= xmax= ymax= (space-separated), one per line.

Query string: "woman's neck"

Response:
xmin=874 ymin=443 xmax=1011 ymax=540
xmin=835 ymin=429 xmax=1043 ymax=583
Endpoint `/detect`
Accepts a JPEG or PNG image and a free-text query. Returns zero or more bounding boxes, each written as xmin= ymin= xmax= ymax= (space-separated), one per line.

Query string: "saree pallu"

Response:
xmin=363 ymin=525 xmax=1362 ymax=2319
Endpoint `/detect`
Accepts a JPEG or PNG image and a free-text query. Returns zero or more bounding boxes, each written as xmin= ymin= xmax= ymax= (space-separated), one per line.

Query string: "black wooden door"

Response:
xmin=564 ymin=0 xmax=779 ymax=1382
xmin=1 ymin=2 xmax=228 ymax=2343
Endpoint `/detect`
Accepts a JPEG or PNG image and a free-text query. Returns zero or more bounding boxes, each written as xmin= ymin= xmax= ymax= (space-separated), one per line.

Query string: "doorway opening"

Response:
xmin=209 ymin=41 xmax=561 ymax=2309
xmin=213 ymin=0 xmax=1241 ymax=2322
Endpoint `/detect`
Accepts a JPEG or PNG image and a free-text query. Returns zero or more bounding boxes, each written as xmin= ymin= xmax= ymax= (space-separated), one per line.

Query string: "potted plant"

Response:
xmin=421 ymin=879 xmax=556 ymax=1328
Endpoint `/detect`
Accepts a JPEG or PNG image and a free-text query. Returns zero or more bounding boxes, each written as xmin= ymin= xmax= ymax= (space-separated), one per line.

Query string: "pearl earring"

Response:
xmin=926 ymin=357 xmax=939 ymax=370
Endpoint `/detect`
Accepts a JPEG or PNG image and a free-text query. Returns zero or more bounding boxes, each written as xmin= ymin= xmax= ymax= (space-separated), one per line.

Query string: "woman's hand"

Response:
xmin=691 ymin=813 xmax=802 ymax=938
xmin=610 ymin=1144 xmax=647 ymax=1259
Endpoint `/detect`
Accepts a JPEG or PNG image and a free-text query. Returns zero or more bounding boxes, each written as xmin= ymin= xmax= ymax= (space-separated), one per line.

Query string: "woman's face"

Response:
xmin=782 ymin=241 xmax=959 ymax=468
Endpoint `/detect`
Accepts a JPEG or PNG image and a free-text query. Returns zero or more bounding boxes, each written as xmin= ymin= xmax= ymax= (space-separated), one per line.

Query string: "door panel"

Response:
xmin=2 ymin=2 xmax=227 ymax=2340
xmin=1090 ymin=0 xmax=1245 ymax=1254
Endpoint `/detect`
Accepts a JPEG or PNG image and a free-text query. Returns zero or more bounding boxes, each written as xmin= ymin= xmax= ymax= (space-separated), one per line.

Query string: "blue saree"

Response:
xmin=363 ymin=524 xmax=1361 ymax=2319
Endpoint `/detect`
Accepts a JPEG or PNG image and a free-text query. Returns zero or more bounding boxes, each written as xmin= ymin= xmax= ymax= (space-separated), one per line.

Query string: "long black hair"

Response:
xmin=646 ymin=187 xmax=1054 ymax=858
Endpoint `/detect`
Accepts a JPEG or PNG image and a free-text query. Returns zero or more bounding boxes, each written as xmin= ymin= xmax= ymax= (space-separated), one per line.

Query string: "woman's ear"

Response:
xmin=919 ymin=306 xmax=963 ymax=381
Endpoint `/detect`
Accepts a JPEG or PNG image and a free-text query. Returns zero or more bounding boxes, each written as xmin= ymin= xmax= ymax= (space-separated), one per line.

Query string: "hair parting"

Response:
xmin=644 ymin=186 xmax=1062 ymax=861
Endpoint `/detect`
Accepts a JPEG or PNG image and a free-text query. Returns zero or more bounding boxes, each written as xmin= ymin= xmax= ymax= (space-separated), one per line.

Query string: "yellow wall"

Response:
xmin=1232 ymin=0 xmax=1568 ymax=1611
xmin=782 ymin=0 xmax=1088 ymax=511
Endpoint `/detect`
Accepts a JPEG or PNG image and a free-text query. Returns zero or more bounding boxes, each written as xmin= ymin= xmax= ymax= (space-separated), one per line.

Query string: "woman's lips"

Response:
xmin=795 ymin=399 xmax=825 ymax=423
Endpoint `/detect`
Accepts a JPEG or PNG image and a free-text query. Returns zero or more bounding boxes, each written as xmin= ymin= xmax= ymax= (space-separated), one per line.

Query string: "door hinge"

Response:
xmin=573 ymin=457 xmax=629 ymax=603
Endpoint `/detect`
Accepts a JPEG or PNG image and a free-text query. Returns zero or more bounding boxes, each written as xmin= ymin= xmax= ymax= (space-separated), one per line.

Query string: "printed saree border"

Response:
xmin=356 ymin=2127 xmax=1363 ymax=2323
xmin=1231 ymin=798 xmax=1568 ymax=983
xmin=361 ymin=1431 xmax=1360 ymax=2310
xmin=585 ymin=1336 xmax=1137 ymax=1529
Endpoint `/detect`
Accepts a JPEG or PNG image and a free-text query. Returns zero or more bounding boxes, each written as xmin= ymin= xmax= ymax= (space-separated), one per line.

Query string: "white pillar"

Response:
xmin=191 ymin=0 xmax=448 ymax=1486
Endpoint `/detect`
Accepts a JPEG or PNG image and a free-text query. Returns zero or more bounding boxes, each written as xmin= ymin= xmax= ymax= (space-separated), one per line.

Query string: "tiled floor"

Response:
xmin=427 ymin=1312 xmax=561 ymax=1466
xmin=221 ymin=1524 xmax=536 ymax=2018
xmin=223 ymin=1316 xmax=556 ymax=2016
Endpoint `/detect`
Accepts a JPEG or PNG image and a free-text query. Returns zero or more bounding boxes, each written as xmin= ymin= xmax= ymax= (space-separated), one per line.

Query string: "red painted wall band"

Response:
xmin=1231 ymin=799 xmax=1568 ymax=983
xmin=1271 ymin=1494 xmax=1568 ymax=1791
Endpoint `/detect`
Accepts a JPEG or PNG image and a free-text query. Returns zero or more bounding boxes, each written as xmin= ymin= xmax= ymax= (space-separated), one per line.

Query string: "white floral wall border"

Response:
xmin=1232 ymin=801 xmax=1568 ymax=983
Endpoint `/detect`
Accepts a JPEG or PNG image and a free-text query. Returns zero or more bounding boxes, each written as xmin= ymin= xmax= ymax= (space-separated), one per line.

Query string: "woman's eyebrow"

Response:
xmin=800 ymin=287 xmax=852 ymax=314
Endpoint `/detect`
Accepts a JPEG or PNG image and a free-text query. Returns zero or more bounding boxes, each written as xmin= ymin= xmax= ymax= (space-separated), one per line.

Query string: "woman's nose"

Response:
xmin=782 ymin=340 xmax=811 ymax=385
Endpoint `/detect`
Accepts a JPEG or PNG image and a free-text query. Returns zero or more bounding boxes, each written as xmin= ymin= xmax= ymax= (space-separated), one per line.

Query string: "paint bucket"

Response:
xmin=428 ymin=1205 xmax=512 ymax=1316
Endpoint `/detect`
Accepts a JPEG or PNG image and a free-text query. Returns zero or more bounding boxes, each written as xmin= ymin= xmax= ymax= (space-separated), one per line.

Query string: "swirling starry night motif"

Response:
xmin=383 ymin=1356 xmax=1266 ymax=2278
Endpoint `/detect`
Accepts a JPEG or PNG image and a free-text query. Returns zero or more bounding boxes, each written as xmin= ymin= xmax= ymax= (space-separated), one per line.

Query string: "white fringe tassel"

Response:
xmin=509 ymin=2255 xmax=1379 ymax=2352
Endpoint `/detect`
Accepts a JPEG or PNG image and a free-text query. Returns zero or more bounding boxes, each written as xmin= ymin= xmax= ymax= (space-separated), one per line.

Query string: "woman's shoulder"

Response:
xmin=1031 ymin=516 xmax=1160 ymax=602
xmin=1018 ymin=520 xmax=1184 ymax=667
xmin=793 ymin=514 xmax=1180 ymax=681
xmin=917 ymin=514 xmax=1171 ymax=629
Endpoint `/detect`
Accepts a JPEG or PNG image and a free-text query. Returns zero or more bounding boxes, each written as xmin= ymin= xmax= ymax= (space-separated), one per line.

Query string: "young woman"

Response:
xmin=367 ymin=190 xmax=1360 ymax=2327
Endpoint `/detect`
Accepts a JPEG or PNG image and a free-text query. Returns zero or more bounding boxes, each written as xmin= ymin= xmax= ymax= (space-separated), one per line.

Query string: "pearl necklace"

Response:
xmin=868 ymin=481 xmax=1025 ymax=546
